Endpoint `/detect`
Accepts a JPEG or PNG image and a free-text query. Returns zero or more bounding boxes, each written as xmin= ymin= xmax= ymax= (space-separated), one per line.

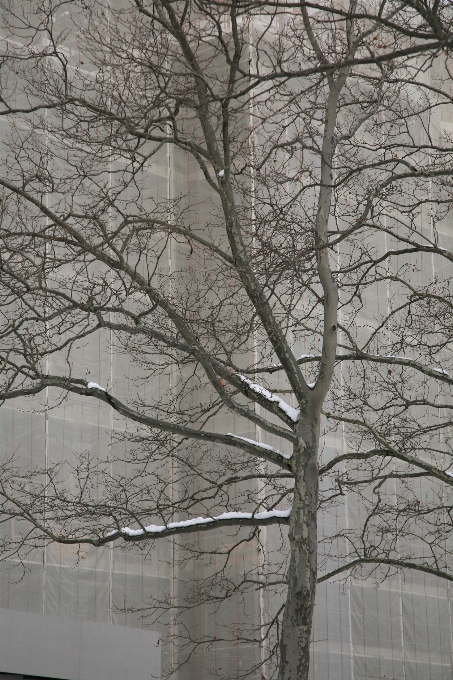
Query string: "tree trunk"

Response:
xmin=279 ymin=426 xmax=319 ymax=680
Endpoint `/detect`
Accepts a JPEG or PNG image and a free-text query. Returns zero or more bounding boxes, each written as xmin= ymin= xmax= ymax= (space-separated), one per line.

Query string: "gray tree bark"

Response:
xmin=279 ymin=426 xmax=320 ymax=680
xmin=1 ymin=3 xmax=452 ymax=679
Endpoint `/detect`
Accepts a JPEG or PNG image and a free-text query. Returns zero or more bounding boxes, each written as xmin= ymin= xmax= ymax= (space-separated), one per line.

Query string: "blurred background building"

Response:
xmin=0 ymin=5 xmax=452 ymax=680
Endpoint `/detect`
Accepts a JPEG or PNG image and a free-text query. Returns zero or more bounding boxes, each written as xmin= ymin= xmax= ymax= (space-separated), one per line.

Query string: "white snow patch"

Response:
xmin=253 ymin=509 xmax=291 ymax=520
xmin=446 ymin=470 xmax=453 ymax=478
xmin=432 ymin=367 xmax=452 ymax=377
xmin=227 ymin=433 xmax=292 ymax=459
xmin=237 ymin=374 xmax=300 ymax=422
xmin=218 ymin=169 xmax=225 ymax=178
xmin=369 ymin=354 xmax=411 ymax=361
xmin=104 ymin=529 xmax=118 ymax=538
xmin=87 ymin=382 xmax=107 ymax=392
xmin=113 ymin=508 xmax=291 ymax=538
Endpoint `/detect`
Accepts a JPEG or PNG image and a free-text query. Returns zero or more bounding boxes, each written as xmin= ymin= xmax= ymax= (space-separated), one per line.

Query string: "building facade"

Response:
xmin=0 ymin=3 xmax=453 ymax=680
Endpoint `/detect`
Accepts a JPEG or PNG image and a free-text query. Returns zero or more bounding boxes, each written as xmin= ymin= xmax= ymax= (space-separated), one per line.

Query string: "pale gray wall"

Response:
xmin=0 ymin=608 xmax=160 ymax=680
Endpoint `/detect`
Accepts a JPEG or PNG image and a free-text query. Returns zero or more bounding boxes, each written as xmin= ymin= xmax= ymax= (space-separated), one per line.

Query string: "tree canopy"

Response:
xmin=1 ymin=1 xmax=453 ymax=678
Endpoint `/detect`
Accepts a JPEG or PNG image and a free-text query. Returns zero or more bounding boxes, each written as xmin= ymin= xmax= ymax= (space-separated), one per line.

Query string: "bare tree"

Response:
xmin=1 ymin=0 xmax=453 ymax=678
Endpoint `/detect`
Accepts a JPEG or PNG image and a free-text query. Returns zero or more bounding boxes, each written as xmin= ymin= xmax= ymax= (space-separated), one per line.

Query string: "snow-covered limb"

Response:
xmin=227 ymin=434 xmax=292 ymax=460
xmin=256 ymin=352 xmax=453 ymax=387
xmin=369 ymin=354 xmax=410 ymax=361
xmin=364 ymin=356 xmax=453 ymax=382
xmin=105 ymin=508 xmax=292 ymax=541
xmin=352 ymin=354 xmax=453 ymax=381
xmin=0 ymin=377 xmax=294 ymax=468
xmin=432 ymin=367 xmax=451 ymax=377
xmin=236 ymin=374 xmax=300 ymax=423
xmin=87 ymin=382 xmax=107 ymax=392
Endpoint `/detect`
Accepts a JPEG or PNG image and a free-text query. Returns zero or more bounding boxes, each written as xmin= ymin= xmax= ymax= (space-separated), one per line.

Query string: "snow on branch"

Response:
xmin=365 ymin=355 xmax=453 ymax=381
xmin=236 ymin=374 xmax=300 ymax=422
xmin=105 ymin=508 xmax=292 ymax=541
xmin=255 ymin=352 xmax=453 ymax=385
xmin=87 ymin=382 xmax=107 ymax=392
xmin=432 ymin=367 xmax=452 ymax=378
xmin=227 ymin=434 xmax=292 ymax=460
